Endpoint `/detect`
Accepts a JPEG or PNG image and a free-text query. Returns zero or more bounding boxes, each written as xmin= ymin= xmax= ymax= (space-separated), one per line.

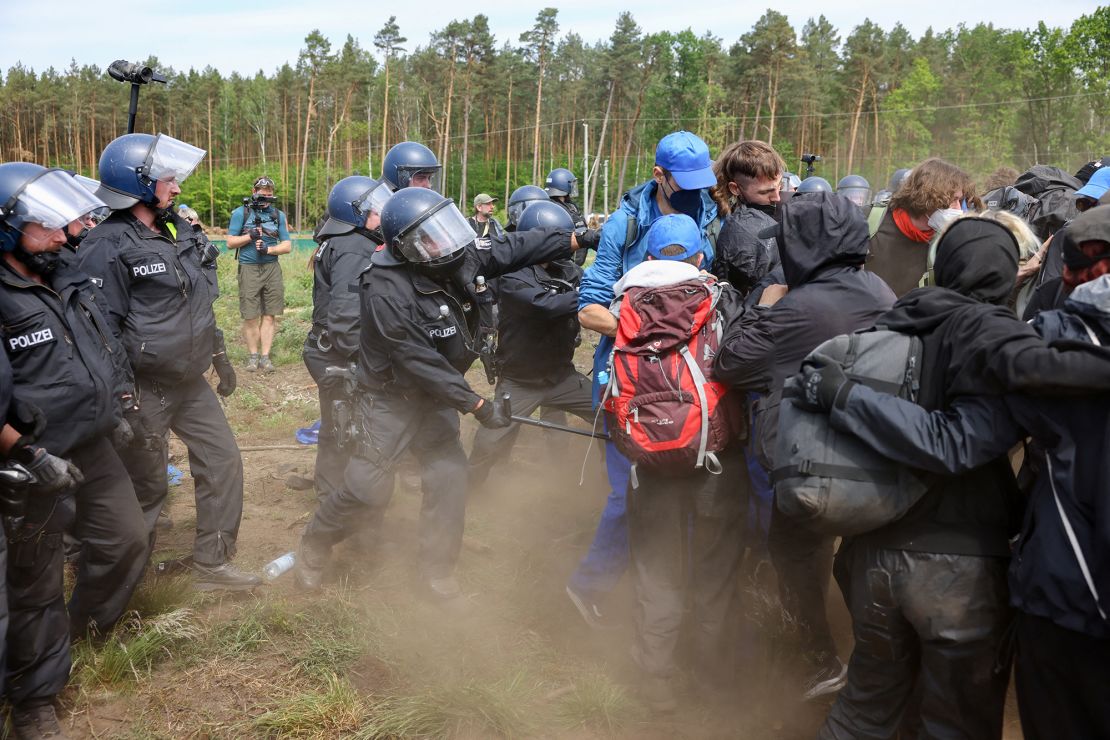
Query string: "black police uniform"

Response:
xmin=304 ymin=229 xmax=573 ymax=578
xmin=303 ymin=229 xmax=381 ymax=500
xmin=553 ymin=199 xmax=588 ymax=266
xmin=77 ymin=211 xmax=244 ymax=567
xmin=0 ymin=258 xmax=147 ymax=705
xmin=467 ymin=259 xmax=594 ymax=484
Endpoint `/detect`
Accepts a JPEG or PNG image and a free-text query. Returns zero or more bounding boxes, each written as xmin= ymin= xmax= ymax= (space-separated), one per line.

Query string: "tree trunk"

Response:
xmin=379 ymin=58 xmax=391 ymax=167
xmin=531 ymin=56 xmax=547 ymax=185
xmin=846 ymin=68 xmax=869 ymax=174
xmin=617 ymin=72 xmax=650 ymax=200
xmin=440 ymin=44 xmax=458 ymax=187
xmin=297 ymin=74 xmax=318 ymax=231
xmin=586 ymin=82 xmax=615 ymax=214
xmin=207 ymin=96 xmax=215 ymax=225
xmin=504 ymin=74 xmax=513 ymax=205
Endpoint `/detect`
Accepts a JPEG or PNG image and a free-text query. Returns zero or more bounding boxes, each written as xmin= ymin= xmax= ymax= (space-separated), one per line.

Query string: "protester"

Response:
xmin=571 ymin=130 xmax=721 ymax=628
xmin=467 ymin=193 xmax=504 ymax=249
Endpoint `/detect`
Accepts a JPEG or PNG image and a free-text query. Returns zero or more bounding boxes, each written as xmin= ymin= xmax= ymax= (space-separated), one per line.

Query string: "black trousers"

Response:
xmin=306 ymin=392 xmax=468 ymax=578
xmin=767 ymin=500 xmax=838 ymax=661
xmin=119 ymin=374 xmax=243 ymax=565
xmin=467 ymin=372 xmax=595 ymax=485
xmin=303 ymin=347 xmax=350 ymax=501
xmin=5 ymin=488 xmax=71 ymax=705
xmin=626 ymin=451 xmax=747 ymax=680
xmin=1015 ymin=612 xmax=1110 ymax=740
xmin=818 ymin=543 xmax=1012 ymax=740
xmin=65 ymin=438 xmax=148 ymax=636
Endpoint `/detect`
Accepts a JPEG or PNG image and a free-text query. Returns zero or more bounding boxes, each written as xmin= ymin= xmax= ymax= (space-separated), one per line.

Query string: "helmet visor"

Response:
xmin=397 ymin=165 xmax=441 ymax=191
xmin=508 ymin=201 xmax=528 ymax=226
xmin=838 ymin=186 xmax=872 ymax=207
xmin=146 ymin=134 xmax=206 ymax=184
xmin=355 ymin=181 xmax=393 ymax=218
xmin=8 ymin=169 xmax=107 ymax=231
xmin=396 ymin=203 xmax=476 ymax=264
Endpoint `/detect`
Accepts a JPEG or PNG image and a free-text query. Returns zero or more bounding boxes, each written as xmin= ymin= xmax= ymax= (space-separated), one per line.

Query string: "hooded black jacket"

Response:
xmin=711 ymin=202 xmax=779 ymax=296
xmin=78 ymin=211 xmax=218 ymax=385
xmin=715 ymin=192 xmax=896 ymax=468
xmin=1014 ymin=165 xmax=1081 ymax=243
xmin=356 ymin=229 xmax=572 ymax=412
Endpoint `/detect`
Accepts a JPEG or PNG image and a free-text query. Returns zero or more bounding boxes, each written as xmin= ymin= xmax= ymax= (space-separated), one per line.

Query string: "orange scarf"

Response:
xmin=892 ymin=208 xmax=934 ymax=244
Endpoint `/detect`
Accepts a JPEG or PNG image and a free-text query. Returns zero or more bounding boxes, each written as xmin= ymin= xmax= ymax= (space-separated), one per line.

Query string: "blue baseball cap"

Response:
xmin=646 ymin=214 xmax=703 ymax=260
xmin=1076 ymin=166 xmax=1110 ymax=200
xmin=655 ymin=131 xmax=716 ymax=190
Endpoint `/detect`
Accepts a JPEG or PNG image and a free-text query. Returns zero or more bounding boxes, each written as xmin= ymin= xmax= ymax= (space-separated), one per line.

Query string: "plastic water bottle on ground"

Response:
xmin=263 ymin=551 xmax=296 ymax=581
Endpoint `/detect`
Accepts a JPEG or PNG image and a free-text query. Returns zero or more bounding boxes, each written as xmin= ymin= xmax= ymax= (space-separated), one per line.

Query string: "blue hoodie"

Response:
xmin=578 ymin=180 xmax=719 ymax=310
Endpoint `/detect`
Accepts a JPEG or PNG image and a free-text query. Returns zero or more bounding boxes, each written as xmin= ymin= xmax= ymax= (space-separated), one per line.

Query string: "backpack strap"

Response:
xmin=679 ymin=343 xmax=714 ymax=473
xmin=623 ymin=214 xmax=638 ymax=251
xmin=1074 ymin=315 xmax=1103 ymax=346
xmin=1045 ymin=454 xmax=1108 ymax=621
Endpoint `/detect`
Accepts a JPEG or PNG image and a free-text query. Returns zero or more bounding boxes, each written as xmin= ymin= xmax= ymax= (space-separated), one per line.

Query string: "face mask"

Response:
xmin=660 ymin=180 xmax=702 ymax=219
xmin=750 ymin=202 xmax=777 ymax=218
xmin=13 ymin=245 xmax=62 ymax=276
xmin=927 ymin=208 xmax=963 ymax=233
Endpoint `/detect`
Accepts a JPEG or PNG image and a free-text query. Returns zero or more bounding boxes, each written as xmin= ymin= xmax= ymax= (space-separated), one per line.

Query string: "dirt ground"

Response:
xmin=53 ymin=354 xmax=1025 ymax=739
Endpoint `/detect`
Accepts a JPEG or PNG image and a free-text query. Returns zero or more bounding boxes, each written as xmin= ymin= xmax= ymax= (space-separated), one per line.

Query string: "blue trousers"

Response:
xmin=569 ymin=336 xmax=631 ymax=598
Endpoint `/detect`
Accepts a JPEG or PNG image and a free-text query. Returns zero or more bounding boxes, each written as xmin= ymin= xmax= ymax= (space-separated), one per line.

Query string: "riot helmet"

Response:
xmin=0 ymin=162 xmax=106 ymax=273
xmin=507 ymin=185 xmax=550 ymax=229
xmin=544 ymin=168 xmax=578 ymax=198
xmin=888 ymin=168 xmax=911 ymax=193
xmin=318 ymin=176 xmax=393 ymax=239
xmin=781 ymin=172 xmax=801 ymax=192
xmin=95 ymin=133 xmax=205 ymax=210
xmin=836 ymin=174 xmax=872 ymax=208
xmin=380 ymin=188 xmax=475 ymax=276
xmin=381 ymin=142 xmax=441 ymax=191
xmin=796 ymin=176 xmax=832 ymax=194
xmin=984 ymin=185 xmax=1037 ymax=222
xmin=516 ymin=200 xmax=575 ymax=233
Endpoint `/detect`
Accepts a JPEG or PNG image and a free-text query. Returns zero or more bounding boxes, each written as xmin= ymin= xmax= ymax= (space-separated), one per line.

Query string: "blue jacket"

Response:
xmin=578 ymin=180 xmax=719 ymax=310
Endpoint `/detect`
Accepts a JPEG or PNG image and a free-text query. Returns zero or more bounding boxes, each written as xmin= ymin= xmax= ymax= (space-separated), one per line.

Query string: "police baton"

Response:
xmin=500 ymin=393 xmax=609 ymax=441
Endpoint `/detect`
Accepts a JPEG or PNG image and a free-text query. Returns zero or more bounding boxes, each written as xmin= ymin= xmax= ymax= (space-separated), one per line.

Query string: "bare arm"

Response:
xmin=579 ymin=304 xmax=617 ymax=337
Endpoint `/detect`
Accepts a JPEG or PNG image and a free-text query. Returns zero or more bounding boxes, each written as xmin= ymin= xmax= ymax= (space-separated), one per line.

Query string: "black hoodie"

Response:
xmin=716 ymin=192 xmax=896 ymax=468
xmin=864 ymin=218 xmax=1110 ymax=555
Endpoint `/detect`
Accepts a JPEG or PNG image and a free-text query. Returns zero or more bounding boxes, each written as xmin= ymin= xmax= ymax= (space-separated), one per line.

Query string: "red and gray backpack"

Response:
xmin=602 ymin=276 xmax=742 ymax=485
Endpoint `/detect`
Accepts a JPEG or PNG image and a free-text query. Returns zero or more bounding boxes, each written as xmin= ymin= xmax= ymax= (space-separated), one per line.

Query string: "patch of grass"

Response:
xmin=73 ymin=608 xmax=201 ymax=690
xmin=555 ymin=672 xmax=638 ymax=734
xmin=358 ymin=673 xmax=535 ymax=739
xmin=125 ymin=575 xmax=196 ymax=619
xmin=252 ymin=673 xmax=366 ymax=739
xmin=211 ymin=598 xmax=303 ymax=657
xmin=295 ymin=633 xmax=365 ymax=679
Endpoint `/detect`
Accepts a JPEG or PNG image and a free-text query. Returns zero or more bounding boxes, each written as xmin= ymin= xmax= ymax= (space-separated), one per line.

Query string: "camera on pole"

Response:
xmin=107 ymin=60 xmax=168 ymax=134
xmin=801 ymin=153 xmax=822 ymax=178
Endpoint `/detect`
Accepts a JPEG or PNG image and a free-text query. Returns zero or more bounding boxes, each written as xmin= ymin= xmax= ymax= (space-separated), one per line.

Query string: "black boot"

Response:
xmin=11 ymin=700 xmax=69 ymax=740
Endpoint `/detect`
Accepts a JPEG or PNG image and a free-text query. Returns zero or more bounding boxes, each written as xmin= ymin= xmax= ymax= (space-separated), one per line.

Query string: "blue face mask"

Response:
xmin=660 ymin=179 xmax=703 ymax=220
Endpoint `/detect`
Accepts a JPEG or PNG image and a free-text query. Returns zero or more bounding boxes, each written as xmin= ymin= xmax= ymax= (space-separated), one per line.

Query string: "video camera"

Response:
xmin=108 ymin=60 xmax=167 ymax=86
xmin=243 ymin=194 xmax=276 ymax=211
xmin=801 ymin=153 xmax=822 ymax=177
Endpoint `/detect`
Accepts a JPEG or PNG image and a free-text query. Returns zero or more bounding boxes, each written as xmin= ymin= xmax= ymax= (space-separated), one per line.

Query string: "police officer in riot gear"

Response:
xmin=836 ymin=174 xmax=872 ymax=210
xmin=304 ymin=175 xmax=393 ymax=500
xmin=295 ymin=188 xmax=586 ymax=599
xmin=467 ymin=200 xmax=595 ymax=486
xmin=546 ymin=168 xmax=589 ymax=267
xmin=381 ymin=141 xmax=442 ymax=191
xmin=506 ymin=185 xmax=550 ymax=231
xmin=0 ymin=162 xmax=149 ymax=738
xmin=78 ymin=133 xmax=260 ymax=591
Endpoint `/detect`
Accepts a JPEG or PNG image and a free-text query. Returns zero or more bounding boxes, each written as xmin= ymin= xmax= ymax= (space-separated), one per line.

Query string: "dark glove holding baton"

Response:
xmin=472 ymin=397 xmax=511 ymax=429
xmin=17 ymin=446 xmax=84 ymax=496
xmin=212 ymin=328 xmax=237 ymax=397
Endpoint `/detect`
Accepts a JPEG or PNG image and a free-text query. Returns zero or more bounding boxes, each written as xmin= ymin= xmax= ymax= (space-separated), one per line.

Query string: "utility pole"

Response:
xmin=603 ymin=158 xmax=609 ymax=214
xmin=582 ymin=122 xmax=590 ymax=213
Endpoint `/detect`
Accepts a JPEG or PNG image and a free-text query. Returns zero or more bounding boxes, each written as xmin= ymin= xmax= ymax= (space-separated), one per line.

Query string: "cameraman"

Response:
xmin=227 ymin=176 xmax=292 ymax=373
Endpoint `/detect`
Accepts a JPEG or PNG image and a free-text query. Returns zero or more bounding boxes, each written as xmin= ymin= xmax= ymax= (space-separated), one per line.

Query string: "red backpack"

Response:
xmin=602 ymin=277 xmax=742 ymax=484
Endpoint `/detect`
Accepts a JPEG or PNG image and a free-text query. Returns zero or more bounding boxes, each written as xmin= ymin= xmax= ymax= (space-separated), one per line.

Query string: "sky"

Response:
xmin=0 ymin=0 xmax=1099 ymax=77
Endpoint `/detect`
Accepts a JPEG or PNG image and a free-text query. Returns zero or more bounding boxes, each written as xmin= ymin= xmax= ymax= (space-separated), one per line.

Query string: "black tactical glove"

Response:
xmin=575 ymin=228 xmax=602 ymax=251
xmin=472 ymin=398 xmax=511 ymax=429
xmin=111 ymin=418 xmax=135 ymax=450
xmin=212 ymin=329 xmax=236 ymax=397
xmin=248 ymin=226 xmax=264 ymax=243
xmin=7 ymin=397 xmax=47 ymax=450
xmin=793 ymin=354 xmax=856 ymax=412
xmin=23 ymin=447 xmax=84 ymax=496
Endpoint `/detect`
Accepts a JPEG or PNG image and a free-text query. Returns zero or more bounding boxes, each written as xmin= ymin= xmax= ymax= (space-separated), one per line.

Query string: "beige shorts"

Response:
xmin=238 ymin=261 xmax=285 ymax=320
